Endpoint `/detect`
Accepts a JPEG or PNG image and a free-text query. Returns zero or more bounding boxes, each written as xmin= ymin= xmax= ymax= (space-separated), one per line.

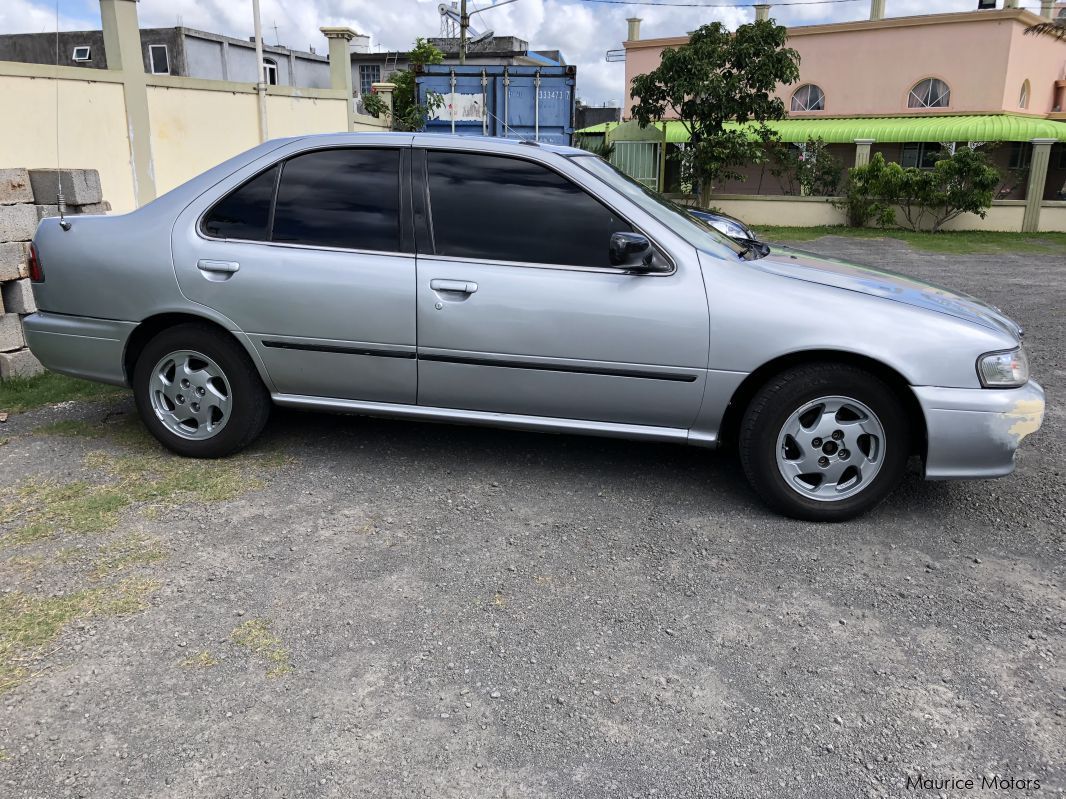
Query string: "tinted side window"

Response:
xmin=202 ymin=165 xmax=277 ymax=241
xmin=272 ymin=148 xmax=400 ymax=252
xmin=427 ymin=151 xmax=631 ymax=267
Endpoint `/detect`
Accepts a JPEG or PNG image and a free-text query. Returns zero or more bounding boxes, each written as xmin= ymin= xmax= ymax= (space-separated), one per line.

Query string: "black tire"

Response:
xmin=133 ymin=322 xmax=270 ymax=458
xmin=738 ymin=363 xmax=910 ymax=522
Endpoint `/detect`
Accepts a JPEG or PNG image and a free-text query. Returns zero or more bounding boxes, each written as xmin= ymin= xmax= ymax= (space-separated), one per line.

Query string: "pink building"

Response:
xmin=589 ymin=2 xmax=1066 ymax=230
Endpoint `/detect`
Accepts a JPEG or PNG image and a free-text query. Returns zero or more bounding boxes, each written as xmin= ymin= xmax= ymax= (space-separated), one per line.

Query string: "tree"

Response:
xmin=363 ymin=38 xmax=445 ymax=131
xmin=768 ymin=137 xmax=842 ymax=197
xmin=1024 ymin=17 xmax=1066 ymax=41
xmin=630 ymin=20 xmax=800 ymax=206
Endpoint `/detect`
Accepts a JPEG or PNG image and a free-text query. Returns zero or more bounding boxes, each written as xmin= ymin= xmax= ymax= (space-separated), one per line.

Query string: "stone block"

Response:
xmin=0 ymin=204 xmax=38 ymax=243
xmin=0 ymin=313 xmax=26 ymax=352
xmin=0 ymin=348 xmax=43 ymax=379
xmin=0 ymin=168 xmax=33 ymax=205
xmin=0 ymin=242 xmax=28 ymax=281
xmin=29 ymin=168 xmax=102 ymax=206
xmin=1 ymin=279 xmax=35 ymax=315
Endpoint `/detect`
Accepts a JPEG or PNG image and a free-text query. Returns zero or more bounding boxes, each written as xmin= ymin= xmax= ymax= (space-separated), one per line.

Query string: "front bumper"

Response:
xmin=915 ymin=380 xmax=1045 ymax=480
xmin=22 ymin=312 xmax=135 ymax=387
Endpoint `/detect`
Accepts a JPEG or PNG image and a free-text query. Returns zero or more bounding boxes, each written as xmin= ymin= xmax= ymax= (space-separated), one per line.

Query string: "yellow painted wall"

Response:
xmin=265 ymin=93 xmax=348 ymax=139
xmin=0 ymin=74 xmax=135 ymax=212
xmin=147 ymin=86 xmax=261 ymax=196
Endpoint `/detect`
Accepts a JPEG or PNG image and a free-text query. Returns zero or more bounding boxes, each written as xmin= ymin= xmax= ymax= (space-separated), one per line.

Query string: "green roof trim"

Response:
xmin=577 ymin=115 xmax=1066 ymax=144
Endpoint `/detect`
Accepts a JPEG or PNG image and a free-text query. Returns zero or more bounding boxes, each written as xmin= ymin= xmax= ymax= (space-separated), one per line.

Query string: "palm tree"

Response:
xmin=1024 ymin=16 xmax=1066 ymax=41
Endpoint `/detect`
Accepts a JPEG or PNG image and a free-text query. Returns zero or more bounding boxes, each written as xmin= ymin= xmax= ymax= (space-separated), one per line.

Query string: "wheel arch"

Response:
xmin=718 ymin=350 xmax=927 ymax=458
xmin=123 ymin=312 xmax=274 ymax=391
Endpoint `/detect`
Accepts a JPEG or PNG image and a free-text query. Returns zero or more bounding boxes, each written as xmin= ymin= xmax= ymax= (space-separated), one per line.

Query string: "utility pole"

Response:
xmin=252 ymin=0 xmax=269 ymax=142
xmin=459 ymin=0 xmax=468 ymax=65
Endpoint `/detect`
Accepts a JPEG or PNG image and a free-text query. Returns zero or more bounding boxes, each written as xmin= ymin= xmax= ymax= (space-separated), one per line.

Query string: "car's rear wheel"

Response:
xmin=133 ymin=323 xmax=270 ymax=458
xmin=738 ymin=363 xmax=910 ymax=521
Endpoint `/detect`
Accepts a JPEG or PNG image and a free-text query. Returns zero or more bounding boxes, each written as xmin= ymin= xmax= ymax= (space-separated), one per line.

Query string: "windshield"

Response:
xmin=568 ymin=154 xmax=748 ymax=258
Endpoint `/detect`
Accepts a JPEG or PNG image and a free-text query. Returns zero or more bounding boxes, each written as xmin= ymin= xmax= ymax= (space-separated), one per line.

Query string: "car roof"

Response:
xmin=287 ymin=131 xmax=586 ymax=156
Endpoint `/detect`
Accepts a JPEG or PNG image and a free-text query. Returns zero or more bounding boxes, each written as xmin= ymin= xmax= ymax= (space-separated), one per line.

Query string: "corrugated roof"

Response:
xmin=577 ymin=115 xmax=1066 ymax=143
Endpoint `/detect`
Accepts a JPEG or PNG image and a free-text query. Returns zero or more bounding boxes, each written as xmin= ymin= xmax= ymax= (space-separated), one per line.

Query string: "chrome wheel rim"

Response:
xmin=775 ymin=395 xmax=885 ymax=502
xmin=148 ymin=350 xmax=232 ymax=440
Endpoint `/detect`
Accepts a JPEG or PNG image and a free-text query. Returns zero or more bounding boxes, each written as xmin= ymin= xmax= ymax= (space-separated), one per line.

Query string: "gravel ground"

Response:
xmin=0 ymin=236 xmax=1063 ymax=798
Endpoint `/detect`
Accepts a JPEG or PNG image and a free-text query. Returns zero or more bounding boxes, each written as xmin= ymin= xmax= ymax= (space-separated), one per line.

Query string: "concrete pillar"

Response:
xmin=626 ymin=18 xmax=641 ymax=41
xmin=853 ymin=139 xmax=875 ymax=168
xmin=1022 ymin=138 xmax=1055 ymax=232
xmin=99 ymin=0 xmax=156 ymax=206
xmin=754 ymin=5 xmax=771 ymax=21
xmin=321 ymin=26 xmax=357 ymax=131
xmin=870 ymin=0 xmax=886 ymax=21
xmin=371 ymin=82 xmax=396 ymax=128
xmin=1039 ymin=0 xmax=1054 ymax=18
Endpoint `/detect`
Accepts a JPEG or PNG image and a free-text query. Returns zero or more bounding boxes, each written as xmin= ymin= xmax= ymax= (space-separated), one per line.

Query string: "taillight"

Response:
xmin=28 ymin=243 xmax=44 ymax=282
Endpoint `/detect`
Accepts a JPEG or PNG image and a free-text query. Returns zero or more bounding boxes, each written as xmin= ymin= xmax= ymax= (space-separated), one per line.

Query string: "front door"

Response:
xmin=172 ymin=146 xmax=416 ymax=403
xmin=414 ymin=148 xmax=708 ymax=429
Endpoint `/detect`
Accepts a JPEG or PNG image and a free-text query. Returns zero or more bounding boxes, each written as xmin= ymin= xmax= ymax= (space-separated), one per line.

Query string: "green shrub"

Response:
xmin=838 ymin=147 xmax=1001 ymax=232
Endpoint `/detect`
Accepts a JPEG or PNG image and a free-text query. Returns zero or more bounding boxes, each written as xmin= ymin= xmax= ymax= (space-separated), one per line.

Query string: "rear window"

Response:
xmin=201 ymin=165 xmax=277 ymax=241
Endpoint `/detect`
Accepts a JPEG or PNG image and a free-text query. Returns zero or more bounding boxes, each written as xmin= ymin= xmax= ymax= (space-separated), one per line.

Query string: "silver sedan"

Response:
xmin=24 ymin=133 xmax=1045 ymax=521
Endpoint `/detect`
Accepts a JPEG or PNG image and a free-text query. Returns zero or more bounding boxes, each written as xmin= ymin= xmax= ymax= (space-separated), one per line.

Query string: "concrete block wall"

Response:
xmin=0 ymin=167 xmax=110 ymax=380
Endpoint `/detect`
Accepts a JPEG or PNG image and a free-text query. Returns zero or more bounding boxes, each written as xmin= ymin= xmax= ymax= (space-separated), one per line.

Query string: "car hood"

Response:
xmin=753 ymin=245 xmax=1022 ymax=339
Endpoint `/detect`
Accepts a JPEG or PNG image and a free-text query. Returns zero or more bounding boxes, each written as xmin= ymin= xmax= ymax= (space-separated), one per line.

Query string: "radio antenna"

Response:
xmin=54 ymin=0 xmax=70 ymax=230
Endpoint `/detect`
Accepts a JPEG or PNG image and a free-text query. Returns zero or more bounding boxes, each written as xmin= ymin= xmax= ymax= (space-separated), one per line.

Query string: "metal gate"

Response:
xmin=610 ymin=141 xmax=661 ymax=190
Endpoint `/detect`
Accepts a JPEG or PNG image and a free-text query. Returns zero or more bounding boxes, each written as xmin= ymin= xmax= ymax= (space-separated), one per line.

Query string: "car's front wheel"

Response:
xmin=133 ymin=323 xmax=270 ymax=458
xmin=739 ymin=363 xmax=910 ymax=521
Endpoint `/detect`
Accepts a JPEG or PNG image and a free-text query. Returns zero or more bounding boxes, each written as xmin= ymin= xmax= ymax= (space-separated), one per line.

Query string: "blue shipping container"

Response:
xmin=415 ymin=64 xmax=576 ymax=146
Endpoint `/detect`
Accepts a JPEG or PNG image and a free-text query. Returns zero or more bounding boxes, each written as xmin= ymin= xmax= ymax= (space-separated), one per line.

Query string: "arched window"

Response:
xmin=908 ymin=78 xmax=950 ymax=109
xmin=1019 ymin=79 xmax=1030 ymax=109
xmin=790 ymin=84 xmax=825 ymax=112
xmin=262 ymin=57 xmax=279 ymax=86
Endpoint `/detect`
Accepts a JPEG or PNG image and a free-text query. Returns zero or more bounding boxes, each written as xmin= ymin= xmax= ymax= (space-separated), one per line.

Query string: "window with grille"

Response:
xmin=790 ymin=84 xmax=825 ymax=112
xmin=359 ymin=65 xmax=381 ymax=96
xmin=908 ymin=78 xmax=950 ymax=109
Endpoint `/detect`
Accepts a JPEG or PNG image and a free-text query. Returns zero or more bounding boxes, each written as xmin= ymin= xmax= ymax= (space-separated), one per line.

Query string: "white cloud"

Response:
xmin=12 ymin=0 xmax=1038 ymax=105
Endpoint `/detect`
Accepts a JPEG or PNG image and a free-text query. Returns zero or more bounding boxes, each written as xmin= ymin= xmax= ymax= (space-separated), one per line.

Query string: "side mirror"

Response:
xmin=609 ymin=231 xmax=660 ymax=271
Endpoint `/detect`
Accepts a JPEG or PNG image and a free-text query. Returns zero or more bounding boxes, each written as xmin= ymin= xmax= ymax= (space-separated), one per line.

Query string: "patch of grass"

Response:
xmin=90 ymin=534 xmax=166 ymax=579
xmin=231 ymin=619 xmax=293 ymax=677
xmin=0 ymin=577 xmax=158 ymax=694
xmin=181 ymin=650 xmax=219 ymax=669
xmin=760 ymin=226 xmax=1066 ymax=255
xmin=1 ymin=445 xmax=283 ymax=551
xmin=1 ymin=481 xmax=129 ymax=548
xmin=0 ymin=372 xmax=126 ymax=415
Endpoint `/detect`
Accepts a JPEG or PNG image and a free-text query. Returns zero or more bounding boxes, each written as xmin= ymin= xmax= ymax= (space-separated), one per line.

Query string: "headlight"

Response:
xmin=977 ymin=347 xmax=1029 ymax=388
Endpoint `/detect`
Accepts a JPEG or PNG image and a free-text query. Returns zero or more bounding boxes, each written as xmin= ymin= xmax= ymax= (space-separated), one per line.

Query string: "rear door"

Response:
xmin=172 ymin=145 xmax=416 ymax=403
xmin=413 ymin=146 xmax=709 ymax=429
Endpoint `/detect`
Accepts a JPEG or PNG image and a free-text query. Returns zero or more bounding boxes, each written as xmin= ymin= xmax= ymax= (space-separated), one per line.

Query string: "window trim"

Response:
xmin=71 ymin=45 xmax=91 ymax=62
xmin=1019 ymin=79 xmax=1030 ymax=110
xmin=415 ymin=146 xmax=676 ymax=276
xmin=148 ymin=44 xmax=170 ymax=75
xmin=198 ymin=145 xmax=412 ymax=256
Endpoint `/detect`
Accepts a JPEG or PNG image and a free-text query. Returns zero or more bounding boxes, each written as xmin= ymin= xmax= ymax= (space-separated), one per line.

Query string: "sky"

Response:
xmin=1 ymin=0 xmax=1055 ymax=105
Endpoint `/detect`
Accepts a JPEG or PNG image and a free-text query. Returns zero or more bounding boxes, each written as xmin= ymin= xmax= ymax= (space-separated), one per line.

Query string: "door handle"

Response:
xmin=430 ymin=279 xmax=477 ymax=294
xmin=197 ymin=259 xmax=240 ymax=274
